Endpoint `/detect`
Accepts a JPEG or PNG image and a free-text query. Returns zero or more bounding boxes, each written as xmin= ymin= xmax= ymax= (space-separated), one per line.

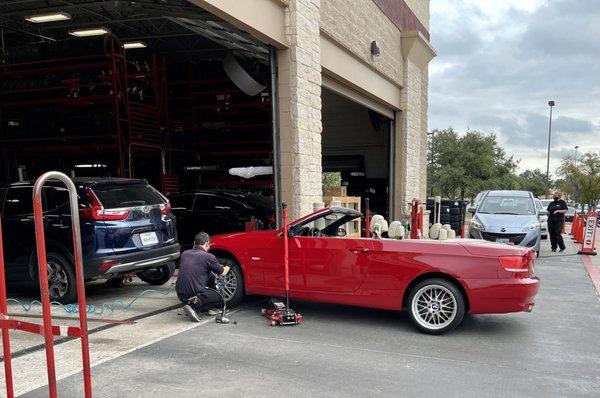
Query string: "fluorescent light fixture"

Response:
xmin=69 ymin=28 xmax=110 ymax=37
xmin=123 ymin=41 xmax=147 ymax=49
xmin=25 ymin=12 xmax=71 ymax=23
xmin=74 ymin=164 xmax=107 ymax=168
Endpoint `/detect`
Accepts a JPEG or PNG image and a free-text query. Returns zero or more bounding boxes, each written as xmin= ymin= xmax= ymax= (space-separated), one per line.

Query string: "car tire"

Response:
xmin=407 ymin=278 xmax=465 ymax=335
xmin=216 ymin=257 xmax=245 ymax=307
xmin=46 ymin=252 xmax=77 ymax=304
xmin=137 ymin=262 xmax=175 ymax=286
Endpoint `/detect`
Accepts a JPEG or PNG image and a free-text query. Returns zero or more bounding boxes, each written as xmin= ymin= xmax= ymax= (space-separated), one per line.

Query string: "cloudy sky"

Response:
xmin=429 ymin=0 xmax=600 ymax=176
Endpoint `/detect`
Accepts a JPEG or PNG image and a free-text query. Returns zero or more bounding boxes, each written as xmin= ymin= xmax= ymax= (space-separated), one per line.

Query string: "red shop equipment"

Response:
xmin=578 ymin=211 xmax=598 ymax=255
xmin=0 ymin=172 xmax=92 ymax=398
xmin=574 ymin=213 xmax=586 ymax=243
xmin=410 ymin=199 xmax=423 ymax=239
xmin=570 ymin=212 xmax=580 ymax=236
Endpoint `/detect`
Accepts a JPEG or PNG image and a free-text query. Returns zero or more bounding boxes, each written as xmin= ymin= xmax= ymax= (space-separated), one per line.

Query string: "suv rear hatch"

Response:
xmin=82 ymin=180 xmax=177 ymax=255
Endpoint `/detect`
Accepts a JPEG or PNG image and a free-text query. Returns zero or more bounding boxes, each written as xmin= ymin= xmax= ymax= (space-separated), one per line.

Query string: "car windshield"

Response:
xmin=293 ymin=211 xmax=361 ymax=237
xmin=478 ymin=195 xmax=535 ymax=215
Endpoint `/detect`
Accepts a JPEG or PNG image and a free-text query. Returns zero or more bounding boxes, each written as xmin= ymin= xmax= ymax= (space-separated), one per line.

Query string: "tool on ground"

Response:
xmin=210 ymin=272 xmax=233 ymax=324
xmin=261 ymin=203 xmax=302 ymax=326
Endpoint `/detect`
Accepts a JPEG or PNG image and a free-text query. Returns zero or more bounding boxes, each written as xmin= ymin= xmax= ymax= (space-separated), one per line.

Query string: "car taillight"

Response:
xmin=80 ymin=187 xmax=130 ymax=221
xmin=159 ymin=202 xmax=171 ymax=215
xmin=498 ymin=255 xmax=532 ymax=278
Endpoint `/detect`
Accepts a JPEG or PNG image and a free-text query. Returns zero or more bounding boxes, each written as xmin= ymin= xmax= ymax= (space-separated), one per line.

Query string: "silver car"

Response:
xmin=469 ymin=190 xmax=542 ymax=255
xmin=535 ymin=198 xmax=548 ymax=239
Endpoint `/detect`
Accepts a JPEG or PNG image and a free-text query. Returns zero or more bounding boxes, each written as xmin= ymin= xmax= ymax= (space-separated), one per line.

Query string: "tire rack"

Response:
xmin=0 ymin=40 xmax=165 ymax=186
xmin=164 ymin=60 xmax=274 ymax=194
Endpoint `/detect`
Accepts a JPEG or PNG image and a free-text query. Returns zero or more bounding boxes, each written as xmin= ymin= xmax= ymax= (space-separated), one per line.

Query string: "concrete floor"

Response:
xmin=18 ymin=235 xmax=600 ymax=398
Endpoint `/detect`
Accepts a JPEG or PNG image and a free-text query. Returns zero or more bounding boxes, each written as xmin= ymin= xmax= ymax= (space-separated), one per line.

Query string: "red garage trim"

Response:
xmin=580 ymin=255 xmax=600 ymax=299
xmin=373 ymin=0 xmax=430 ymax=41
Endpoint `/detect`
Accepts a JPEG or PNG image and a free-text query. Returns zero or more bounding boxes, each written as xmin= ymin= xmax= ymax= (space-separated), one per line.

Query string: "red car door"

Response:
xmin=300 ymin=236 xmax=373 ymax=292
xmin=243 ymin=233 xmax=304 ymax=292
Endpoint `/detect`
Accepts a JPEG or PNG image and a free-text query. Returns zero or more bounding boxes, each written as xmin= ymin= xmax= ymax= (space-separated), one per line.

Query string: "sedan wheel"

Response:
xmin=215 ymin=257 xmax=245 ymax=306
xmin=408 ymin=278 xmax=465 ymax=334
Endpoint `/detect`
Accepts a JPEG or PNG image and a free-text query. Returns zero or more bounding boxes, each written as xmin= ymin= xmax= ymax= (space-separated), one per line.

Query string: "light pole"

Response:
xmin=427 ymin=131 xmax=435 ymax=197
xmin=574 ymin=145 xmax=579 ymax=165
xmin=545 ymin=100 xmax=555 ymax=187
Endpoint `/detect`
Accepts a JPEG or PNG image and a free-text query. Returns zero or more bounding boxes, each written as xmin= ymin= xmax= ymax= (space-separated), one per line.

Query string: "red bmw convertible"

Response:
xmin=210 ymin=207 xmax=540 ymax=334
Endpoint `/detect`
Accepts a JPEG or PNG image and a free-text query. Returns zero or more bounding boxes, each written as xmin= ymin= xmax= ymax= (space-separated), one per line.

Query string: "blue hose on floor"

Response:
xmin=6 ymin=288 xmax=174 ymax=315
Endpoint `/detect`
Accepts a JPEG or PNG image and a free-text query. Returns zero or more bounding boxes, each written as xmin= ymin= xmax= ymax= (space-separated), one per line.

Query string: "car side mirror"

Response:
xmin=337 ymin=227 xmax=347 ymax=237
xmin=539 ymin=210 xmax=548 ymax=216
xmin=287 ymin=228 xmax=295 ymax=238
xmin=468 ymin=207 xmax=477 ymax=214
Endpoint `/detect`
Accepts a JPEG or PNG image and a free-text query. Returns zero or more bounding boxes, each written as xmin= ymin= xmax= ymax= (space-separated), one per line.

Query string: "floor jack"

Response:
xmin=261 ymin=203 xmax=302 ymax=327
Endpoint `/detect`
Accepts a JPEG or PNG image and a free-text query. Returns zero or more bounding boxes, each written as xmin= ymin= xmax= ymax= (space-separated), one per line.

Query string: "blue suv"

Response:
xmin=0 ymin=178 xmax=180 ymax=303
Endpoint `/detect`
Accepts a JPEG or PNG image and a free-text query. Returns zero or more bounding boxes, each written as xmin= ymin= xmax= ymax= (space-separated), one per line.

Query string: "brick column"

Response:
xmin=395 ymin=31 xmax=435 ymax=217
xmin=278 ymin=0 xmax=323 ymax=219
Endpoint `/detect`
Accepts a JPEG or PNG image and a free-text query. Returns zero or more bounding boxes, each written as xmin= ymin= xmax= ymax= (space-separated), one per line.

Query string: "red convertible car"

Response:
xmin=210 ymin=207 xmax=540 ymax=334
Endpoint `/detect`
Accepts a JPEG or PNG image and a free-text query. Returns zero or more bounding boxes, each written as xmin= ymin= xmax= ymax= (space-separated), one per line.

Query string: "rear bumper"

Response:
xmin=464 ymin=276 xmax=540 ymax=314
xmin=86 ymin=243 xmax=180 ymax=278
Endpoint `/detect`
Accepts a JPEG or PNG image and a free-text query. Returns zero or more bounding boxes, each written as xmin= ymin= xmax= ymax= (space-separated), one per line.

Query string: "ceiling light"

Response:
xmin=25 ymin=12 xmax=71 ymax=23
xmin=123 ymin=42 xmax=147 ymax=49
xmin=69 ymin=28 xmax=110 ymax=37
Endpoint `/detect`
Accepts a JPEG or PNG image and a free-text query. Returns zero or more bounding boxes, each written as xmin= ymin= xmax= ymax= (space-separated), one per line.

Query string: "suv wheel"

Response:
xmin=137 ymin=262 xmax=175 ymax=285
xmin=46 ymin=253 xmax=77 ymax=304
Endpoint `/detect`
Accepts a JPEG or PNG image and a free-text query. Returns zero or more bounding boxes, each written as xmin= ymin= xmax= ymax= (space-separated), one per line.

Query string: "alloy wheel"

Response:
xmin=411 ymin=284 xmax=458 ymax=331
xmin=214 ymin=272 xmax=238 ymax=302
xmin=47 ymin=261 xmax=68 ymax=300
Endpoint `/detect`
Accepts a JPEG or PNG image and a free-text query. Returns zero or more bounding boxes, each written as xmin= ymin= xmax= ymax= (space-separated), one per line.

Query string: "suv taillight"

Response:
xmin=498 ymin=255 xmax=532 ymax=278
xmin=80 ymin=187 xmax=130 ymax=221
xmin=159 ymin=202 xmax=171 ymax=215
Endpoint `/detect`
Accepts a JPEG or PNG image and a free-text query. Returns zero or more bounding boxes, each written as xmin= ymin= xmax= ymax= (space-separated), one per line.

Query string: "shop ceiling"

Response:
xmin=0 ymin=0 xmax=269 ymax=61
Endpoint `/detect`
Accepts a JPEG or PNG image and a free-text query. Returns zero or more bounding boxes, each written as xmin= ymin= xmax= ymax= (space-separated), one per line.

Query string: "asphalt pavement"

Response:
xmin=22 ymin=238 xmax=600 ymax=398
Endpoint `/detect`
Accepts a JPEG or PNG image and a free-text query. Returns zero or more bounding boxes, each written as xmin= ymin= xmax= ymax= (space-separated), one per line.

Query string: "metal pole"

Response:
xmin=545 ymin=101 xmax=555 ymax=186
xmin=33 ymin=172 xmax=92 ymax=398
xmin=282 ymin=203 xmax=290 ymax=309
xmin=270 ymin=47 xmax=283 ymax=228
xmin=574 ymin=145 xmax=579 ymax=165
xmin=0 ymin=220 xmax=15 ymax=398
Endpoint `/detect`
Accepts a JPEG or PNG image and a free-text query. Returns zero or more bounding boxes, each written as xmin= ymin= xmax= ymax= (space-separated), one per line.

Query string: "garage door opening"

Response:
xmin=322 ymin=88 xmax=393 ymax=219
xmin=0 ymin=0 xmax=276 ymax=203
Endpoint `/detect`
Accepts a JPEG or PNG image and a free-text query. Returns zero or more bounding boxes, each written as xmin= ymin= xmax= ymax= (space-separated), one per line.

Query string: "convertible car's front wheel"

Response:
xmin=407 ymin=278 xmax=465 ymax=335
xmin=215 ymin=257 xmax=245 ymax=306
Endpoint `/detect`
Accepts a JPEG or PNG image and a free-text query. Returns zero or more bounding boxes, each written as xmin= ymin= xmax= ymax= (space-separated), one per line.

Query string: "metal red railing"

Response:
xmin=0 ymin=171 xmax=92 ymax=398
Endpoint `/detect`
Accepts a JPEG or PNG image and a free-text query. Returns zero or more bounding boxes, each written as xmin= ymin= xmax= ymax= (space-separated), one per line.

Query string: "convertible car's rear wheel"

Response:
xmin=215 ymin=257 xmax=245 ymax=306
xmin=407 ymin=278 xmax=465 ymax=335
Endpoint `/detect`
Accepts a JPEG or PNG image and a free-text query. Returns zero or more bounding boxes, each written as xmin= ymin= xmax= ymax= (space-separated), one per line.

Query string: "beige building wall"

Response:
xmin=320 ymin=0 xmax=403 ymax=86
xmin=278 ymin=0 xmax=324 ymax=218
xmin=404 ymin=0 xmax=430 ymax=30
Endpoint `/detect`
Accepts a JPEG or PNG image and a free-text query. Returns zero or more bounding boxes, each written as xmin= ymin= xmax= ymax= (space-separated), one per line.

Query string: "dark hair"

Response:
xmin=194 ymin=232 xmax=210 ymax=246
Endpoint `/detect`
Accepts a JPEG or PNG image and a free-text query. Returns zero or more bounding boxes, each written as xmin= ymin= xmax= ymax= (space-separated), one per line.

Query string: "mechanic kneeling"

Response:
xmin=176 ymin=232 xmax=230 ymax=322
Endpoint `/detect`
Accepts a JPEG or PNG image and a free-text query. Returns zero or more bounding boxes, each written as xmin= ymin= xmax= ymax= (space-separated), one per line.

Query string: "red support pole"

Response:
xmin=282 ymin=203 xmax=290 ymax=306
xmin=0 ymin=220 xmax=15 ymax=398
xmin=364 ymin=198 xmax=371 ymax=238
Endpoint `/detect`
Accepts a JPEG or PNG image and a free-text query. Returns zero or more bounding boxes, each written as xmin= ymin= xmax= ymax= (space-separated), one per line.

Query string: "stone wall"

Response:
xmin=320 ymin=0 xmax=403 ymax=86
xmin=278 ymin=0 xmax=324 ymax=218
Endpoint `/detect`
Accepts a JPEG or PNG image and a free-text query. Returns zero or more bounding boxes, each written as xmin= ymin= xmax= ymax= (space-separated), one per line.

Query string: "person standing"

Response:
xmin=546 ymin=191 xmax=568 ymax=252
xmin=176 ymin=232 xmax=230 ymax=322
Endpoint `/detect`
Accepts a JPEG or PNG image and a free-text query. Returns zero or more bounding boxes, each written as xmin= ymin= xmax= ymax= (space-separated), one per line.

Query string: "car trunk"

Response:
xmin=88 ymin=181 xmax=177 ymax=255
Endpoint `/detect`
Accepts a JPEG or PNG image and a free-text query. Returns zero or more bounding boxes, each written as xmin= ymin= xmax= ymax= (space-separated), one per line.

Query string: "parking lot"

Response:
xmin=0 ymin=233 xmax=595 ymax=398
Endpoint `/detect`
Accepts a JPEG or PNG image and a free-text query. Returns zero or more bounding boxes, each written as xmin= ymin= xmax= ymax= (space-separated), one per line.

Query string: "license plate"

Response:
xmin=496 ymin=238 xmax=509 ymax=244
xmin=140 ymin=232 xmax=159 ymax=246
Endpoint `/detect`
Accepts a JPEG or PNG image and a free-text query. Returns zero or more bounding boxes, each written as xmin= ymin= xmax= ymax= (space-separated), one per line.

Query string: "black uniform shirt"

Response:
xmin=175 ymin=247 xmax=224 ymax=298
xmin=547 ymin=199 xmax=568 ymax=221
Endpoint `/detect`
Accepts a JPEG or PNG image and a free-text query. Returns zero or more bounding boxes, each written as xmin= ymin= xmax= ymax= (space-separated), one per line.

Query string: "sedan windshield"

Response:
xmin=478 ymin=196 xmax=535 ymax=215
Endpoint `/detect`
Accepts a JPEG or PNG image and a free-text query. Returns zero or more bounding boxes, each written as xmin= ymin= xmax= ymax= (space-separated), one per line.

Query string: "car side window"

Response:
xmin=170 ymin=194 xmax=196 ymax=211
xmin=3 ymin=187 xmax=33 ymax=217
xmin=43 ymin=187 xmax=70 ymax=214
xmin=194 ymin=195 xmax=244 ymax=212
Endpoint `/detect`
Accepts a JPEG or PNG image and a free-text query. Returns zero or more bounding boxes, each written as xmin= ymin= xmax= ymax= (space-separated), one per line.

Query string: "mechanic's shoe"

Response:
xmin=207 ymin=308 xmax=220 ymax=316
xmin=183 ymin=305 xmax=201 ymax=322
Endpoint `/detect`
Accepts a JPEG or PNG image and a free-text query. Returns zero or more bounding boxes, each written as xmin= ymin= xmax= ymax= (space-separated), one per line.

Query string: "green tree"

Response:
xmin=558 ymin=152 xmax=600 ymax=208
xmin=427 ymin=128 xmax=520 ymax=199
xmin=518 ymin=169 xmax=548 ymax=197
